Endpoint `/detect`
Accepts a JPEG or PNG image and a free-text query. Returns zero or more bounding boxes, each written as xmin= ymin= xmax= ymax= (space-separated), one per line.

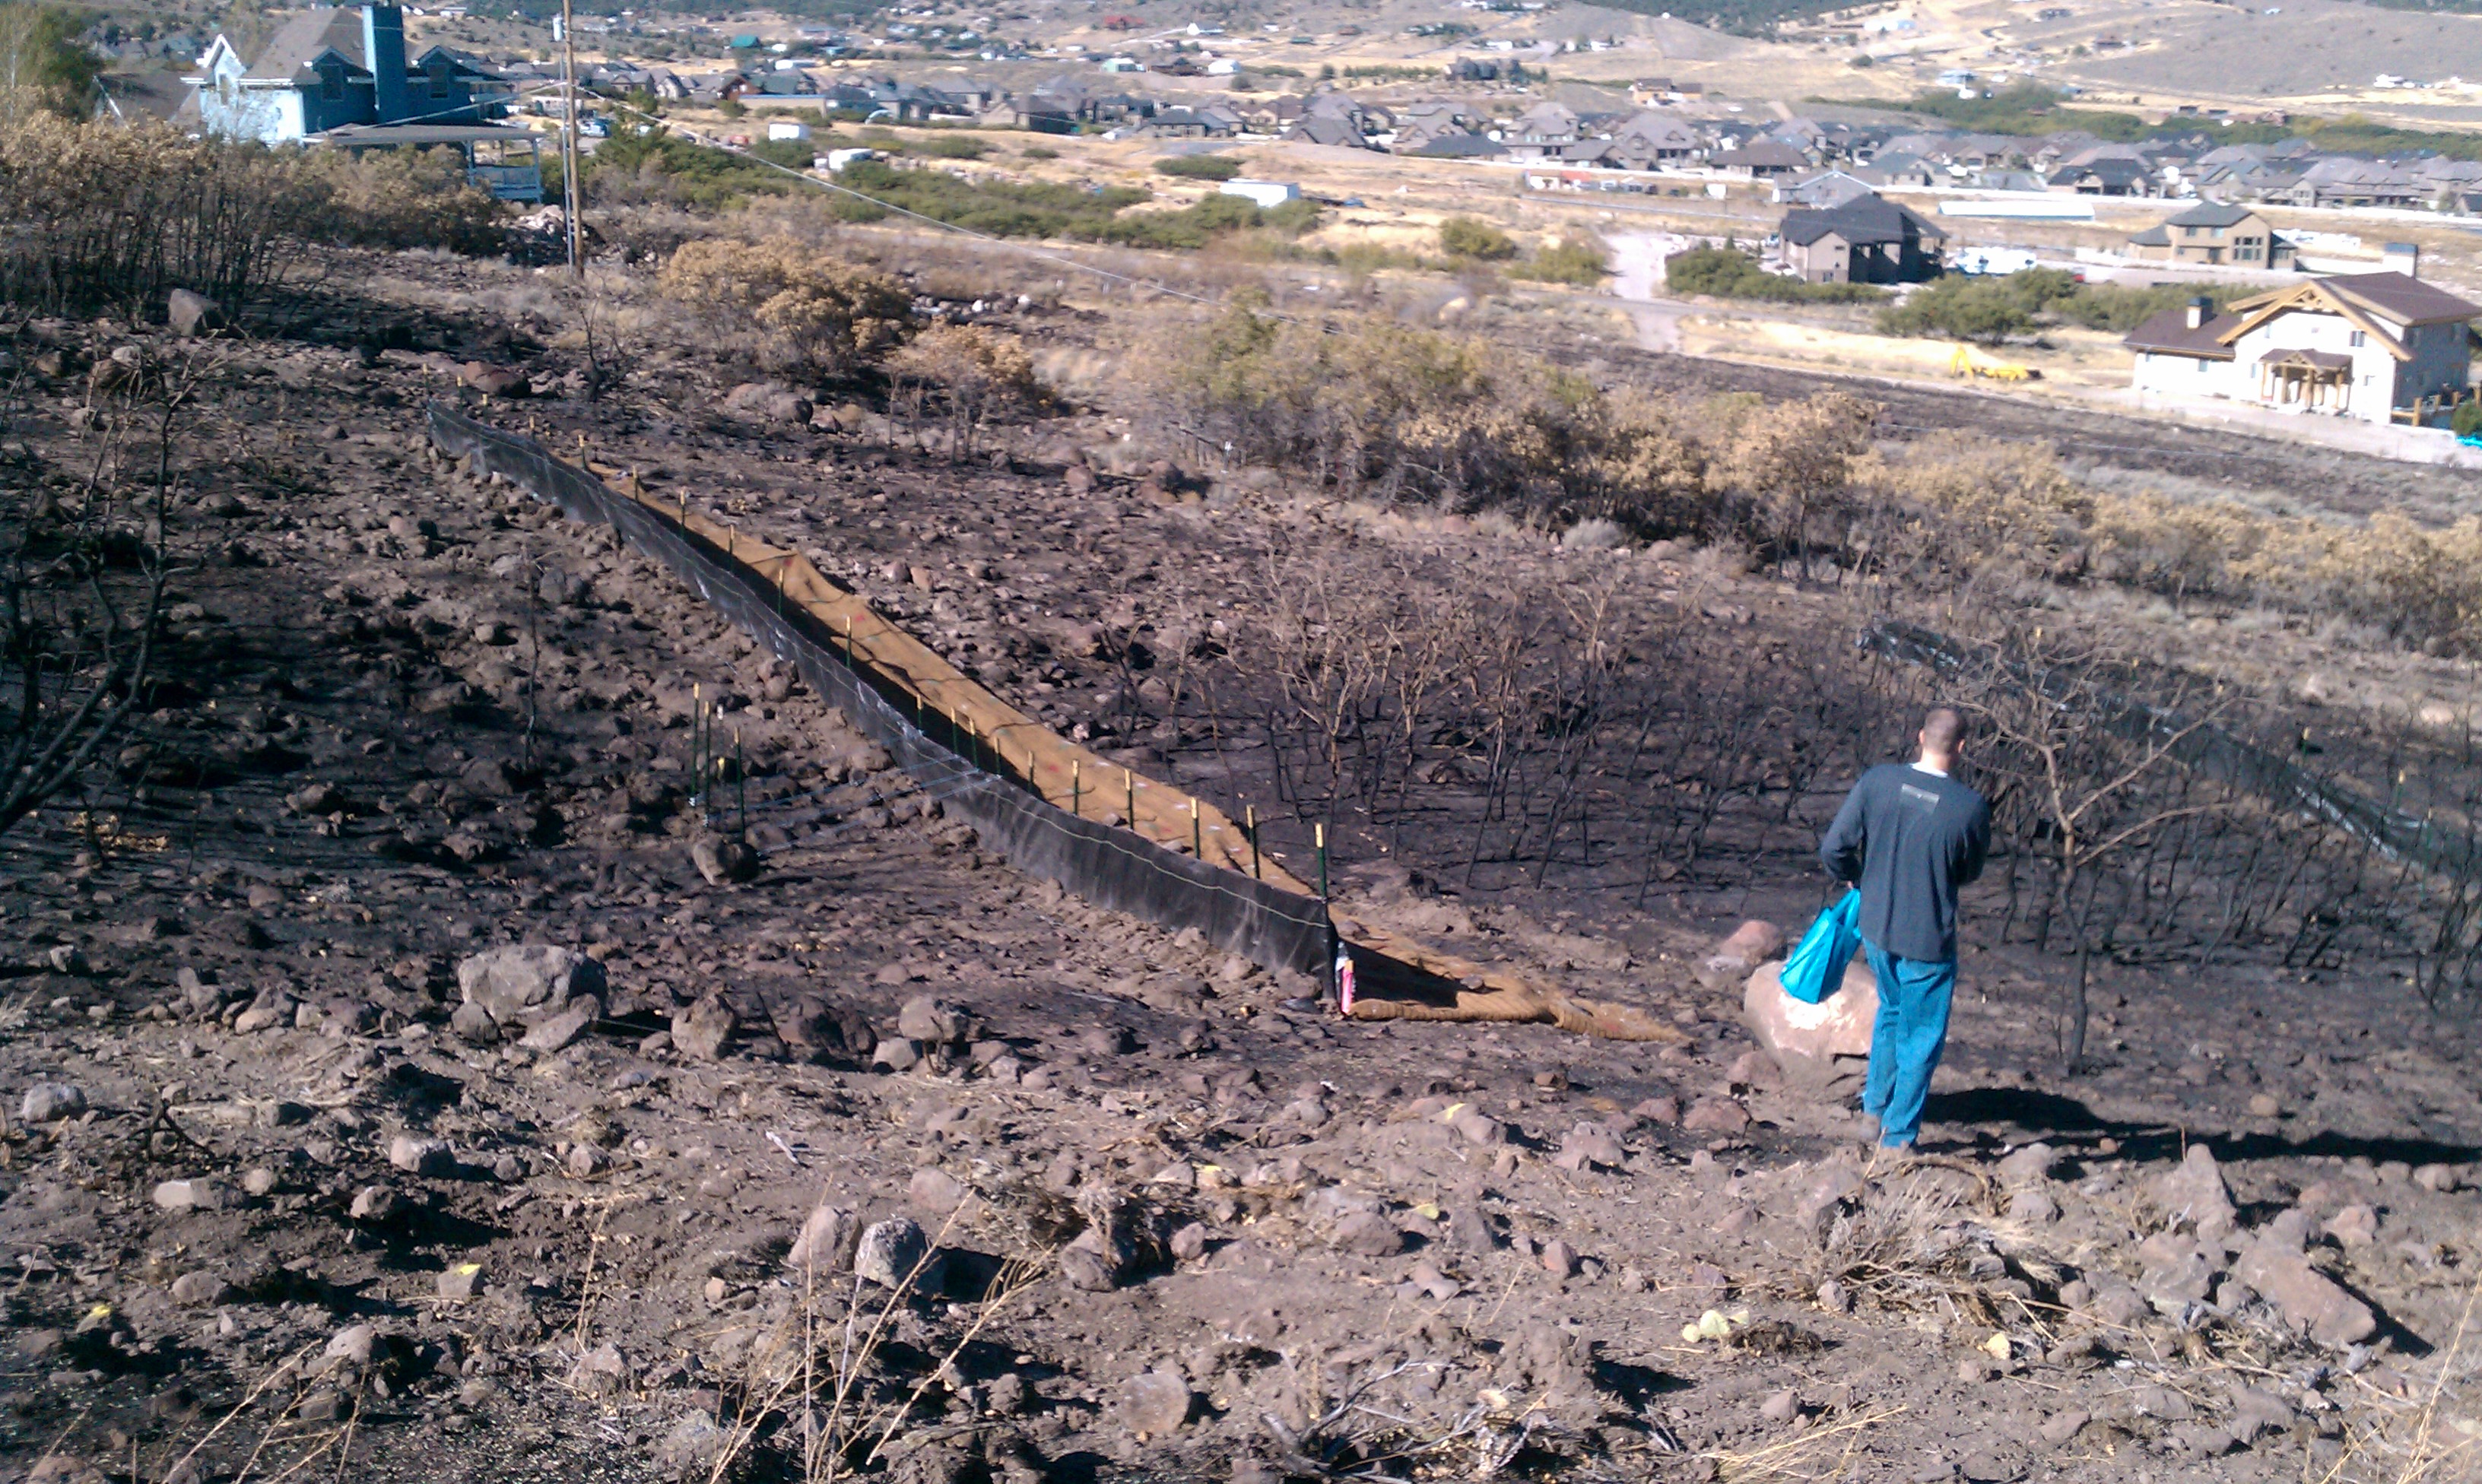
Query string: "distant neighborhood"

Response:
xmin=136 ymin=5 xmax=2482 ymax=224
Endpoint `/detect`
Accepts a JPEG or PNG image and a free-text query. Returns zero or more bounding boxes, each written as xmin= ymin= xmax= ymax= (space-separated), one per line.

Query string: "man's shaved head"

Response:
xmin=1921 ymin=708 xmax=1964 ymax=756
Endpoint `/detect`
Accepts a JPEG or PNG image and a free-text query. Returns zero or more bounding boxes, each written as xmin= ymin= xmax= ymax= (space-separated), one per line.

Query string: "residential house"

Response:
xmin=192 ymin=3 xmax=503 ymax=142
xmin=2051 ymin=158 xmax=2154 ymax=196
xmin=1284 ymin=113 xmax=1370 ymax=149
xmin=2297 ymin=156 xmax=2423 ymax=209
xmin=1411 ymin=131 xmax=1506 ymax=159
xmin=1712 ymin=140 xmax=1810 ymax=179
xmin=1139 ymin=106 xmax=1236 ymax=138
xmin=1501 ymin=100 xmax=1581 ymax=159
xmin=1601 ymin=111 xmax=1700 ymax=170
xmin=1027 ymin=78 xmax=1150 ymax=124
xmin=1776 ymin=169 xmax=1881 ymax=208
xmin=979 ymin=99 xmax=1076 ymax=134
xmin=1777 ymin=192 xmax=1945 ymax=284
xmin=2123 ymin=266 xmax=2480 ymax=423
xmin=1389 ymin=100 xmax=1488 ymax=152
xmin=2127 ymin=201 xmax=2293 ymax=268
xmin=1869 ymin=151 xmax=1938 ymax=189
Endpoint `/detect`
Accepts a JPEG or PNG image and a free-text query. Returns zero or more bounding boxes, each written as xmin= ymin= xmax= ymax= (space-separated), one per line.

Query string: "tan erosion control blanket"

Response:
xmin=581 ymin=451 xmax=1679 ymax=1044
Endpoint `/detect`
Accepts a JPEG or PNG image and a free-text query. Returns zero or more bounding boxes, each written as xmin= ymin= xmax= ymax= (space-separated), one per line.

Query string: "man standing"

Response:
xmin=1819 ymin=708 xmax=1991 ymax=1152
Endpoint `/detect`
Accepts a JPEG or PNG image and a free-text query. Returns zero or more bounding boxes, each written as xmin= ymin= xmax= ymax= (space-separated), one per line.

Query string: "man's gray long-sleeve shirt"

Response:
xmin=1819 ymin=763 xmax=1992 ymax=964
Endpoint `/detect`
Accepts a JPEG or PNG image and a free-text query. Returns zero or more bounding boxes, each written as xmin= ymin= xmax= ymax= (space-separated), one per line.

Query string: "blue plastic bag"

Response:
xmin=1781 ymin=889 xmax=1861 ymax=1005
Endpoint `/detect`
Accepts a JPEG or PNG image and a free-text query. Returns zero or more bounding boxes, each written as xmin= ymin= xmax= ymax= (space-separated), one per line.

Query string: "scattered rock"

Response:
xmin=389 ymin=1136 xmax=453 ymax=1176
xmin=652 ymin=1412 xmax=726 ymax=1478
xmin=909 ymin=1167 xmax=967 ymax=1214
xmin=690 ymin=834 xmax=758 ymax=885
xmin=1760 ymin=1387 xmax=1800 ymax=1424
xmin=2325 ymin=1203 xmax=2379 ymax=1247
xmin=153 ymin=1178 xmax=233 ymax=1213
xmin=1681 ymin=1096 xmax=1751 ymax=1134
xmin=1449 ymin=1107 xmax=1506 ymax=1146
xmin=167 ymin=288 xmax=224 ymax=337
xmin=787 ymin=1203 xmax=859 ymax=1275
xmin=20 ymin=1083 xmax=85 ymax=1124
xmin=2233 ymin=1236 xmax=2377 ymax=1347
xmin=1118 ymin=1369 xmax=1193 ymax=1436
xmin=673 ymin=994 xmax=736 ymax=1061
xmin=1996 ymin=1143 xmax=2058 ymax=1185
xmin=898 ymin=995 xmax=971 ymax=1046
xmin=2038 ymin=1409 xmax=2090 ymax=1447
xmin=1554 ymin=1121 xmax=1627 ymax=1172
xmin=1332 ymin=1211 xmax=1406 ymax=1257
xmin=1169 ymin=1222 xmax=1208 ymax=1262
xmin=2151 ymin=1144 xmax=2237 ymax=1239
xmin=170 ymin=1271 xmax=232 ymax=1306
xmin=1700 ymin=919 xmax=1787 ymax=988
xmin=458 ymin=945 xmax=607 ymax=1032
xmin=521 ymin=996 xmax=598 ymax=1052
xmin=854 ymin=1216 xmax=931 ymax=1289
xmin=349 ymin=1186 xmax=399 ymax=1222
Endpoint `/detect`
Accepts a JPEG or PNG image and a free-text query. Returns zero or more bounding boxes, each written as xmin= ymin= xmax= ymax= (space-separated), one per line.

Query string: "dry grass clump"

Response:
xmin=658 ymin=236 xmax=912 ymax=380
xmin=1862 ymin=433 xmax=2482 ymax=652
xmin=1162 ymin=304 xmax=2482 ymax=656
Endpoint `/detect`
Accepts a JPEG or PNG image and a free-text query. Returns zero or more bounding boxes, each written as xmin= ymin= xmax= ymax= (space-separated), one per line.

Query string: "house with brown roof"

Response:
xmin=2127 ymin=202 xmax=2292 ymax=269
xmin=2124 ymin=264 xmax=2480 ymax=423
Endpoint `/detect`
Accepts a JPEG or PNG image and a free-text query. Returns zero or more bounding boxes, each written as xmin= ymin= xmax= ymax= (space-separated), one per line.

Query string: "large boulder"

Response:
xmin=457 ymin=945 xmax=606 ymax=1035
xmin=1743 ymin=958 xmax=1877 ymax=1090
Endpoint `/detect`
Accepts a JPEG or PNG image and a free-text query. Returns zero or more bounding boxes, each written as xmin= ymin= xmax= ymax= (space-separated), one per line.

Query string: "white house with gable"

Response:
xmin=2124 ymin=260 xmax=2479 ymax=423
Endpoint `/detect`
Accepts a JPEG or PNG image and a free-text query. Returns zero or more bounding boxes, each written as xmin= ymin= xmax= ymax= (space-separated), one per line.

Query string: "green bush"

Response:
xmin=1019 ymin=144 xmax=1058 ymax=160
xmin=1511 ymin=236 xmax=1608 ymax=285
xmin=749 ymin=138 xmax=818 ymax=170
xmin=827 ymin=158 xmax=1316 ymax=246
xmin=1875 ymin=277 xmax=2034 ymax=343
xmin=1664 ymin=245 xmax=1885 ymax=303
xmin=918 ymin=134 xmax=989 ymax=159
xmin=2455 ymin=399 xmax=2482 ymax=439
xmin=1439 ymin=215 xmax=1518 ymax=261
xmin=1876 ymin=270 xmax=2246 ymax=341
xmin=1154 ymin=154 xmax=1242 ymax=181
xmin=586 ymin=125 xmax=796 ymax=209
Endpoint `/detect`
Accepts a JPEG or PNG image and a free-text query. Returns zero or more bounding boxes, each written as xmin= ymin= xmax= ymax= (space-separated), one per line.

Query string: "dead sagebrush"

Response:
xmin=1812 ymin=1176 xmax=2039 ymax=1329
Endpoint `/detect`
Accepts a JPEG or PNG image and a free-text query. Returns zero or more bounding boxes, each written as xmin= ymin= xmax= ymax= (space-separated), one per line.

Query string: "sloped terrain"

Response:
xmin=0 ymin=254 xmax=2477 ymax=1484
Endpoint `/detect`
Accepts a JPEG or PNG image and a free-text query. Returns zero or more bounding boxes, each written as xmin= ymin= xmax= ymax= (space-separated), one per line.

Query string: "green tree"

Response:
xmin=0 ymin=3 xmax=102 ymax=123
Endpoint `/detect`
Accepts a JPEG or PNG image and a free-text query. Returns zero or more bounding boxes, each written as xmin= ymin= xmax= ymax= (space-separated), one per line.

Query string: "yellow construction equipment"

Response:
xmin=1950 ymin=344 xmax=2039 ymax=381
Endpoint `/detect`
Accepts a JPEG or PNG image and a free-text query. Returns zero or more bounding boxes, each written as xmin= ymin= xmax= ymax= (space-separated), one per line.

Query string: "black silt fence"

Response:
xmin=426 ymin=404 xmax=1336 ymax=979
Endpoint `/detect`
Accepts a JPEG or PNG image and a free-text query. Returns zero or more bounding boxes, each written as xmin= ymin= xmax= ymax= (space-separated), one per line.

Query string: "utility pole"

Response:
xmin=560 ymin=0 xmax=581 ymax=278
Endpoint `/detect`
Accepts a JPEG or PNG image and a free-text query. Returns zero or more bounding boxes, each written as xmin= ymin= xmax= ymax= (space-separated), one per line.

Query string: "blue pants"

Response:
xmin=1862 ymin=942 xmax=1957 ymax=1149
